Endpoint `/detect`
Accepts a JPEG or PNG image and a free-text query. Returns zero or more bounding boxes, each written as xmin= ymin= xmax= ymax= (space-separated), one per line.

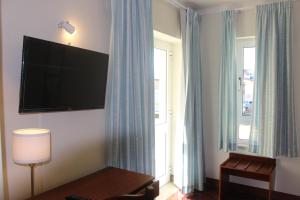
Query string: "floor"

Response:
xmin=168 ymin=192 xmax=266 ymax=200
xmin=158 ymin=182 xmax=265 ymax=200
xmin=159 ymin=184 xmax=219 ymax=200
xmin=156 ymin=183 xmax=181 ymax=200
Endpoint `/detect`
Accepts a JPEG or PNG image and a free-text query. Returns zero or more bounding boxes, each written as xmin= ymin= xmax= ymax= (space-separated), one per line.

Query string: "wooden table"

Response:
xmin=30 ymin=167 xmax=157 ymax=200
xmin=219 ymin=153 xmax=276 ymax=200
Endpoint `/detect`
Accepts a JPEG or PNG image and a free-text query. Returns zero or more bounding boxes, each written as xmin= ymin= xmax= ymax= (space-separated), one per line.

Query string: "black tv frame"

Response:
xmin=19 ymin=36 xmax=109 ymax=113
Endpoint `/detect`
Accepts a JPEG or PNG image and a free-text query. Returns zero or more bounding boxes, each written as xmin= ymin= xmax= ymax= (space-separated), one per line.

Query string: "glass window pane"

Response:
xmin=154 ymin=48 xmax=167 ymax=124
xmin=242 ymin=47 xmax=255 ymax=116
xmin=239 ymin=124 xmax=251 ymax=140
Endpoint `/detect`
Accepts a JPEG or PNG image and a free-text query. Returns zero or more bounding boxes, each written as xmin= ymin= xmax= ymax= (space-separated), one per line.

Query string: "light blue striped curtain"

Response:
xmin=105 ymin=0 xmax=155 ymax=175
xmin=250 ymin=1 xmax=298 ymax=157
xmin=180 ymin=8 xmax=205 ymax=193
xmin=219 ymin=10 xmax=238 ymax=152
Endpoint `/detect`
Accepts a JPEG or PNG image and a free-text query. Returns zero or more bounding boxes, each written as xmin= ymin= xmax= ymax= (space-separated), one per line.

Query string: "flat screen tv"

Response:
xmin=19 ymin=36 xmax=109 ymax=113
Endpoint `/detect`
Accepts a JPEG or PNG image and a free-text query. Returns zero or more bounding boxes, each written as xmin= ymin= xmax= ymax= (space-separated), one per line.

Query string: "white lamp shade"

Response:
xmin=13 ymin=128 xmax=51 ymax=165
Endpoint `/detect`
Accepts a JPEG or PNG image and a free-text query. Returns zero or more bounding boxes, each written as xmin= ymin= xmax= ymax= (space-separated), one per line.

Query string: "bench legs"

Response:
xmin=219 ymin=169 xmax=229 ymax=200
xmin=219 ymin=171 xmax=275 ymax=200
xmin=268 ymin=171 xmax=275 ymax=200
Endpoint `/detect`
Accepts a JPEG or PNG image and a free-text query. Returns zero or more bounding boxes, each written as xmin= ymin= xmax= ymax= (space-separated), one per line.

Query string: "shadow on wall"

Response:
xmin=0 ymin=0 xmax=9 ymax=197
xmin=275 ymin=157 xmax=300 ymax=195
xmin=33 ymin=138 xmax=106 ymax=197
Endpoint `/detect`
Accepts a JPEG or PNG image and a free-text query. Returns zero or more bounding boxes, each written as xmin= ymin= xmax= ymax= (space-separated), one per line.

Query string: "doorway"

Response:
xmin=154 ymin=31 xmax=182 ymax=187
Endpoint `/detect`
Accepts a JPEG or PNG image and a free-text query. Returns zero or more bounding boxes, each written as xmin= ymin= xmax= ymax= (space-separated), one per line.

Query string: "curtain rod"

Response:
xmin=165 ymin=0 xmax=187 ymax=10
xmin=165 ymin=0 xmax=297 ymax=15
xmin=197 ymin=6 xmax=252 ymax=16
xmin=198 ymin=0 xmax=297 ymax=16
xmin=233 ymin=0 xmax=296 ymax=11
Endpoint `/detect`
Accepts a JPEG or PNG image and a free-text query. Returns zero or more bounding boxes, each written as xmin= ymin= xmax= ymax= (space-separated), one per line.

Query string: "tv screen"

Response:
xmin=19 ymin=36 xmax=109 ymax=113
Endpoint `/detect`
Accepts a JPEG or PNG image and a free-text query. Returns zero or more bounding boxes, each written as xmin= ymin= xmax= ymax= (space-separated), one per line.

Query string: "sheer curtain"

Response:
xmin=105 ymin=0 xmax=155 ymax=175
xmin=176 ymin=8 xmax=205 ymax=193
xmin=218 ymin=10 xmax=238 ymax=152
xmin=250 ymin=1 xmax=298 ymax=157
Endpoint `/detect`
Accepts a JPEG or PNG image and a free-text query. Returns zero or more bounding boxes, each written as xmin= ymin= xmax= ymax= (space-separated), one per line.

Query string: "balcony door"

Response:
xmin=154 ymin=39 xmax=172 ymax=186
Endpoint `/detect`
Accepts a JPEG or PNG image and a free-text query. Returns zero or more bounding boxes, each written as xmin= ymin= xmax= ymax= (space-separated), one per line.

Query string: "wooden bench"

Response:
xmin=219 ymin=153 xmax=276 ymax=200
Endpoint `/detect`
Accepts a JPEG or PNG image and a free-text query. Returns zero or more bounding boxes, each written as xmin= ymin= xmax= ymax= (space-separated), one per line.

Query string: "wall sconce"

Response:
xmin=58 ymin=21 xmax=76 ymax=34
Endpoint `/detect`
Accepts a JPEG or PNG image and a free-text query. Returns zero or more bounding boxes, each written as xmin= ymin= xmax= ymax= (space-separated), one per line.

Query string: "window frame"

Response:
xmin=236 ymin=37 xmax=256 ymax=147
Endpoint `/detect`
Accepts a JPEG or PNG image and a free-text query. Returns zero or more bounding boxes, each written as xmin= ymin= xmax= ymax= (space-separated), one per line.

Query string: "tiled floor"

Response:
xmin=156 ymin=183 xmax=180 ymax=200
xmin=157 ymin=182 xmax=217 ymax=200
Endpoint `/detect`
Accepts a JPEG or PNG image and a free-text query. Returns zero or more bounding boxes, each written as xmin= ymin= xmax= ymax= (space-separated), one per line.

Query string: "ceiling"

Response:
xmin=176 ymin=0 xmax=285 ymax=10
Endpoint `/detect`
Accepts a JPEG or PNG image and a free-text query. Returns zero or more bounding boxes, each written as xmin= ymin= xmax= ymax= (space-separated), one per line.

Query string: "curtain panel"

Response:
xmin=219 ymin=10 xmax=238 ymax=152
xmin=179 ymin=8 xmax=205 ymax=193
xmin=105 ymin=0 xmax=155 ymax=175
xmin=250 ymin=1 xmax=298 ymax=157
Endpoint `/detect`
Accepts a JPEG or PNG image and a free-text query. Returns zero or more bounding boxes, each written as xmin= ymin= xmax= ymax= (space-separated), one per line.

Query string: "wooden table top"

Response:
xmin=30 ymin=167 xmax=154 ymax=200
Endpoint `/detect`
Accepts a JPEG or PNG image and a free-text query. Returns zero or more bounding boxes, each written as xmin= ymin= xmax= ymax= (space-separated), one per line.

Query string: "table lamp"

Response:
xmin=12 ymin=128 xmax=51 ymax=197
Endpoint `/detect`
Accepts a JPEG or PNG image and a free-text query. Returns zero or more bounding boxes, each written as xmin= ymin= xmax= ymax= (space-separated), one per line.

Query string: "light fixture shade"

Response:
xmin=13 ymin=128 xmax=51 ymax=165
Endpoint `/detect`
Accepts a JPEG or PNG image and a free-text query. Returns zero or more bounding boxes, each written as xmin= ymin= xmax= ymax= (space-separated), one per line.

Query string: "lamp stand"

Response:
xmin=29 ymin=164 xmax=35 ymax=197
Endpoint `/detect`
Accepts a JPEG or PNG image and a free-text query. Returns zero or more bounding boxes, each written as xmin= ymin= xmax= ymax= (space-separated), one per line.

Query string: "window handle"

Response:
xmin=238 ymin=77 xmax=245 ymax=90
xmin=239 ymin=77 xmax=242 ymax=87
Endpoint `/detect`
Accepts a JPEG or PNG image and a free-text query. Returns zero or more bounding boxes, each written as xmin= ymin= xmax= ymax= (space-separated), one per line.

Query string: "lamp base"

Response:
xmin=29 ymin=164 xmax=35 ymax=197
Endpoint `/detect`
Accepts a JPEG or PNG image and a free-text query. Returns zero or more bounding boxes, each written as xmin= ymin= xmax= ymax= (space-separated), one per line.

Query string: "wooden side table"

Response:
xmin=219 ymin=153 xmax=276 ymax=200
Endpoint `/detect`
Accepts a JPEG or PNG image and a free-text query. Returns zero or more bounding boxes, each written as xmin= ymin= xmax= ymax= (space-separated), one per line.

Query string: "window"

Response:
xmin=236 ymin=38 xmax=256 ymax=145
xmin=154 ymin=46 xmax=169 ymax=185
xmin=154 ymin=48 xmax=167 ymax=124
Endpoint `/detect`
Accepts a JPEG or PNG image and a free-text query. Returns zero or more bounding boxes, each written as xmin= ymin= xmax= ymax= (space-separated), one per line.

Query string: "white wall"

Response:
xmin=0 ymin=0 xmax=6 ymax=198
xmin=236 ymin=9 xmax=256 ymax=37
xmin=1 ymin=0 xmax=111 ymax=199
xmin=153 ymin=0 xmax=181 ymax=39
xmin=201 ymin=2 xmax=300 ymax=196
